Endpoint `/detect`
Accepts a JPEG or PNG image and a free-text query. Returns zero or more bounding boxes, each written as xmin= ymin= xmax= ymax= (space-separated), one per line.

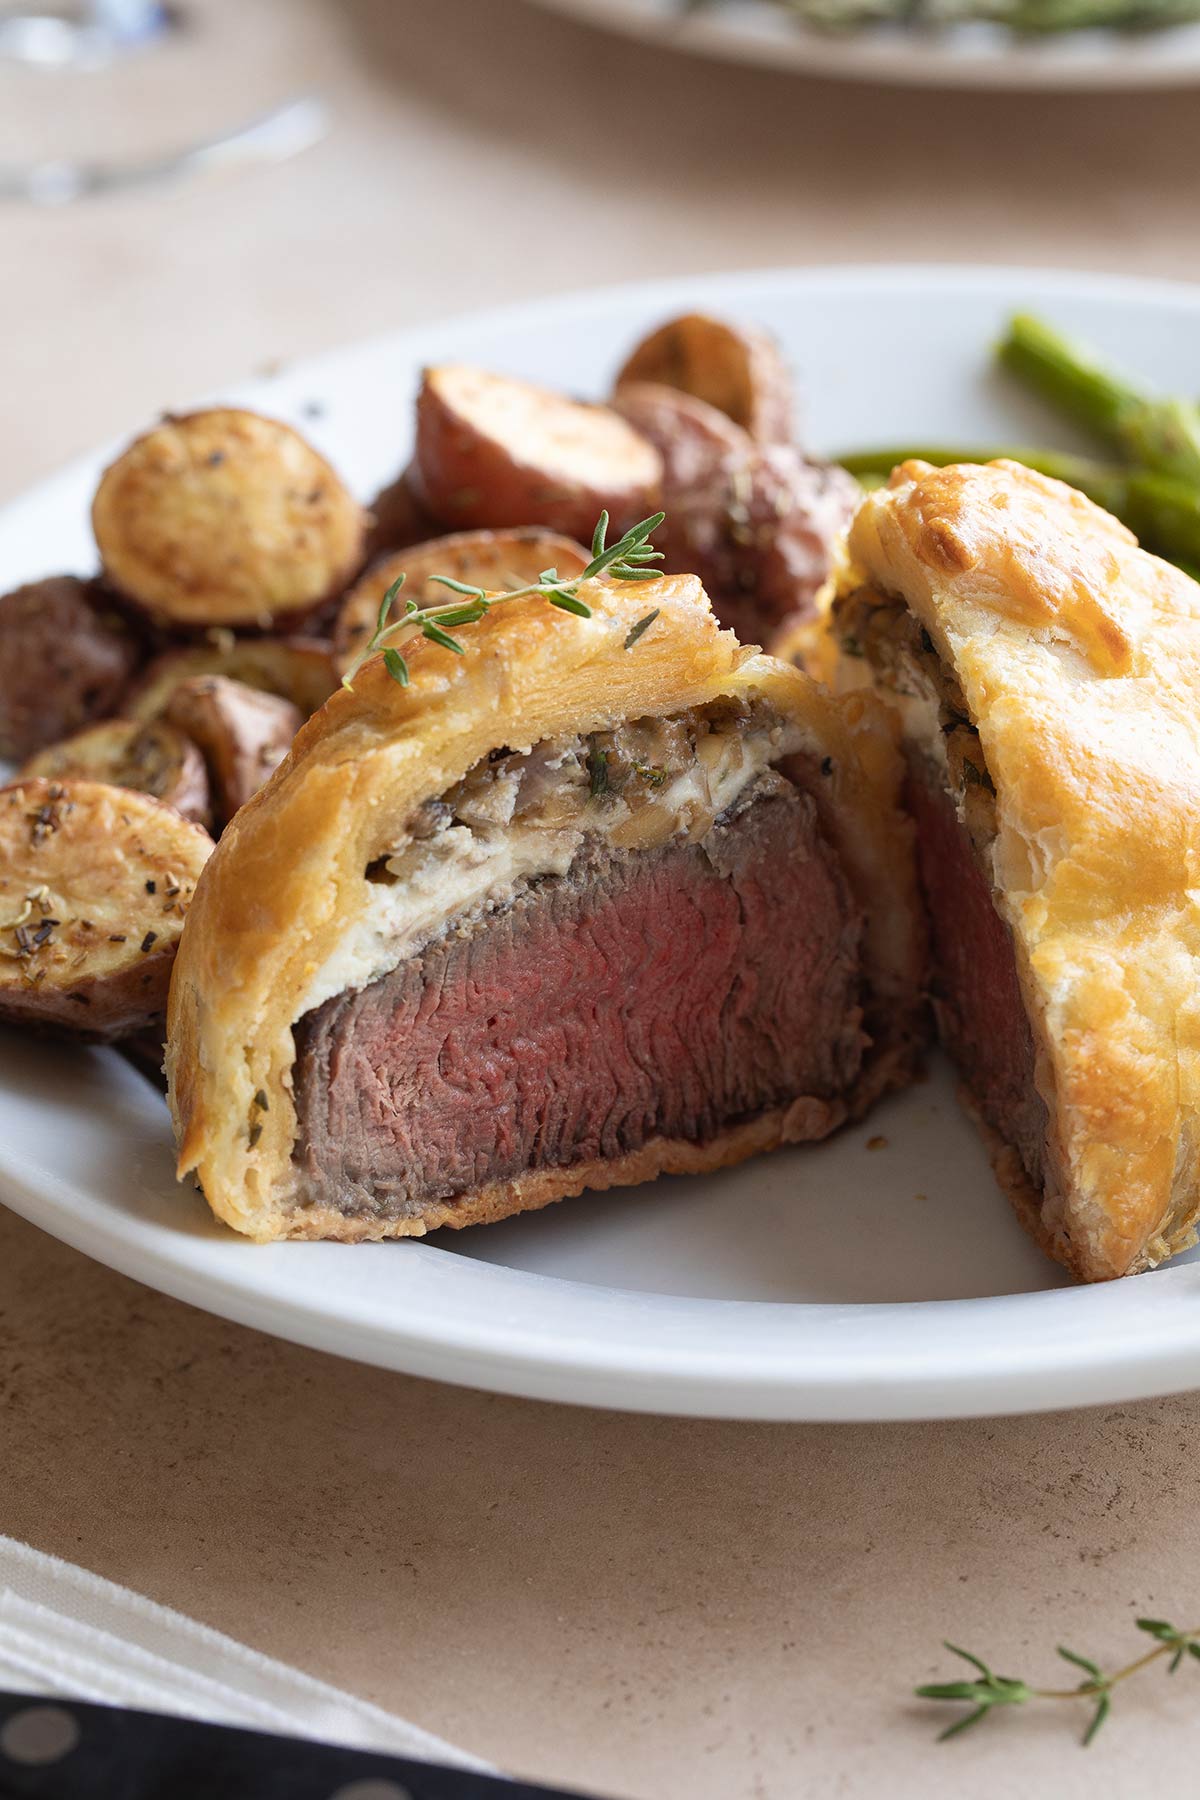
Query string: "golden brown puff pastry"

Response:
xmin=831 ymin=457 xmax=1200 ymax=1282
xmin=167 ymin=572 xmax=925 ymax=1242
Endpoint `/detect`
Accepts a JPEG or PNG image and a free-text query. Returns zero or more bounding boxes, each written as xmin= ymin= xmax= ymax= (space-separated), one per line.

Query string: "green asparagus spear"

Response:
xmin=1124 ymin=470 xmax=1200 ymax=575
xmin=749 ymin=0 xmax=1200 ymax=31
xmin=755 ymin=0 xmax=1200 ymax=32
xmin=835 ymin=445 xmax=1130 ymax=515
xmin=998 ymin=315 xmax=1200 ymax=485
xmin=834 ymin=445 xmax=1200 ymax=574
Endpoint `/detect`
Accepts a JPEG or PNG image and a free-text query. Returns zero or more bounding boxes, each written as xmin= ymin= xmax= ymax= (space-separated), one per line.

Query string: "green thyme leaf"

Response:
xmin=624 ymin=608 xmax=660 ymax=649
xmin=1058 ymin=1647 xmax=1102 ymax=1680
xmin=944 ymin=1644 xmax=993 ymax=1679
xmin=587 ymin=743 xmax=609 ymax=798
xmin=428 ymin=600 xmax=489 ymax=628
xmin=429 ymin=576 xmax=489 ymax=600
xmin=421 ymin=621 xmax=465 ymax=653
xmin=1083 ymin=1693 xmax=1111 ymax=1747
xmin=918 ymin=1615 xmax=1200 ymax=1751
xmin=548 ymin=591 xmax=592 ymax=617
xmin=937 ymin=1705 xmax=990 ymax=1741
xmin=376 ymin=573 xmax=405 ymax=632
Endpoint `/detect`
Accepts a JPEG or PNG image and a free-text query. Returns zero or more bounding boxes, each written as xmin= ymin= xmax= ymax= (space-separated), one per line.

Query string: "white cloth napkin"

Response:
xmin=0 ymin=1534 xmax=489 ymax=1771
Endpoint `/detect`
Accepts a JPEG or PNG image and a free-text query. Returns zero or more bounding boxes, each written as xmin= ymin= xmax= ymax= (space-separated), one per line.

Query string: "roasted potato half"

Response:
xmin=164 ymin=676 xmax=302 ymax=827
xmin=414 ymin=365 xmax=662 ymax=542
xmin=333 ymin=527 xmax=591 ymax=673
xmin=21 ymin=719 xmax=210 ymax=827
xmin=643 ymin=441 xmax=860 ymax=649
xmin=364 ymin=463 xmax=440 ymax=565
xmin=0 ymin=778 xmax=212 ymax=1039
xmin=92 ymin=409 xmax=367 ymax=631
xmin=611 ymin=381 xmax=750 ymax=490
xmin=612 ymin=381 xmax=857 ymax=646
xmin=615 ymin=312 xmax=795 ymax=445
xmin=0 ymin=576 xmax=145 ymax=760
xmin=125 ymin=637 xmax=336 ymax=724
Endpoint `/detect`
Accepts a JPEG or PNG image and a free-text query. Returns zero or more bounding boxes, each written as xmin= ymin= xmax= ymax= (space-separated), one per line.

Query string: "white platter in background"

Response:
xmin=4 ymin=265 xmax=1200 ymax=1421
xmin=527 ymin=0 xmax=1200 ymax=89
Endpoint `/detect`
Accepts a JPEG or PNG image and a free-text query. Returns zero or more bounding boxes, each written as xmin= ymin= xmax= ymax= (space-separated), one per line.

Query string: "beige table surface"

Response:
xmin=5 ymin=3 xmax=1200 ymax=1795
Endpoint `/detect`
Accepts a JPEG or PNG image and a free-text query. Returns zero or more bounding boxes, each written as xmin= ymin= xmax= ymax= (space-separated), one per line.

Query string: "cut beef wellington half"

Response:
xmin=167 ymin=571 xmax=925 ymax=1242
xmin=832 ymin=457 xmax=1200 ymax=1282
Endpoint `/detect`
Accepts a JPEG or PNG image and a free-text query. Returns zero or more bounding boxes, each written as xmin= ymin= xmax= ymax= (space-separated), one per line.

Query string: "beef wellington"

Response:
xmin=168 ymin=571 xmax=925 ymax=1241
xmin=831 ymin=457 xmax=1200 ymax=1281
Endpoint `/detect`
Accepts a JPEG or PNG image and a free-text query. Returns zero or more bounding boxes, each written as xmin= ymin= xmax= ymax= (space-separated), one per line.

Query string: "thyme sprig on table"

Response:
xmin=340 ymin=510 xmax=667 ymax=691
xmin=917 ymin=1617 xmax=1200 ymax=1746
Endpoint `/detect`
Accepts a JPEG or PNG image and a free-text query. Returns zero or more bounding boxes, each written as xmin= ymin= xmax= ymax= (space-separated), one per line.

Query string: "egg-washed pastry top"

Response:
xmin=167 ymin=571 xmax=925 ymax=1242
xmin=834 ymin=457 xmax=1200 ymax=1281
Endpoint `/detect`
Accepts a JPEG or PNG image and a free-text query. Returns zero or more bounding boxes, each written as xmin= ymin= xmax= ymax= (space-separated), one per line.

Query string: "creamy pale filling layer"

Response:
xmin=832 ymin=584 xmax=997 ymax=853
xmin=298 ymin=700 xmax=807 ymax=1016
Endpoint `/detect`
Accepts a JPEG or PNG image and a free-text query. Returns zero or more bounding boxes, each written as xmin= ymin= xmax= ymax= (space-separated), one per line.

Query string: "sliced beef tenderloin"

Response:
xmin=293 ymin=776 xmax=865 ymax=1223
xmin=905 ymin=759 xmax=1047 ymax=1194
xmin=833 ymin=587 xmax=1048 ymax=1196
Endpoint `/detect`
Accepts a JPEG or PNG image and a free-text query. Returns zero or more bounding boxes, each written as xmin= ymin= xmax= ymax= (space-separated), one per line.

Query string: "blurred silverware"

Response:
xmin=0 ymin=0 xmax=175 ymax=69
xmin=0 ymin=92 xmax=328 ymax=204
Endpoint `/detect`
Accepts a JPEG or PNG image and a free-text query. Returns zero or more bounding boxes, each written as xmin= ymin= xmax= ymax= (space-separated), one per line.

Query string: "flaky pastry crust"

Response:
xmin=844 ymin=458 xmax=1200 ymax=1280
xmin=168 ymin=573 xmax=924 ymax=1241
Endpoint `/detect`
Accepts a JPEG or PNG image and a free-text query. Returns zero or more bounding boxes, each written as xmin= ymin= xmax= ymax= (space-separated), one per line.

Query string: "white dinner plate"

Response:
xmin=528 ymin=0 xmax=1200 ymax=89
xmin=5 ymin=264 xmax=1200 ymax=1421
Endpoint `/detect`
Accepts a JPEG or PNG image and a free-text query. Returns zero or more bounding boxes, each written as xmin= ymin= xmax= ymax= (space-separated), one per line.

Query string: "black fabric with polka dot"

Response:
xmin=0 ymin=1693 xmax=603 ymax=1800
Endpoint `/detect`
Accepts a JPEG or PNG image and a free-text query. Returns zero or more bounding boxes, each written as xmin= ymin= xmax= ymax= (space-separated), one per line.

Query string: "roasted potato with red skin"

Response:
xmin=125 ymin=637 xmax=336 ymax=724
xmin=649 ymin=442 xmax=860 ymax=649
xmin=0 ymin=778 xmax=212 ymax=1040
xmin=612 ymin=382 xmax=857 ymax=646
xmin=0 ymin=576 xmax=145 ymax=760
xmin=414 ymin=365 xmax=662 ymax=543
xmin=21 ymin=719 xmax=210 ymax=827
xmin=333 ymin=527 xmax=591 ymax=674
xmin=164 ymin=676 xmax=302 ymax=827
xmin=363 ymin=464 xmax=440 ymax=565
xmin=615 ymin=313 xmax=795 ymax=445
xmin=610 ymin=382 xmax=750 ymax=491
xmin=92 ymin=409 xmax=367 ymax=631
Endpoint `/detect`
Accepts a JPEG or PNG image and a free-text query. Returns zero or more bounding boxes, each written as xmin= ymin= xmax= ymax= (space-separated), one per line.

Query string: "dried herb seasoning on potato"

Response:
xmin=0 ymin=778 xmax=212 ymax=1040
xmin=92 ymin=409 xmax=367 ymax=631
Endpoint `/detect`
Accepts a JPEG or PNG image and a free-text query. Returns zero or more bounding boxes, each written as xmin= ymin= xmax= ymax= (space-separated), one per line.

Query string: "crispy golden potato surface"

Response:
xmin=0 ymin=778 xmax=212 ymax=1039
xmin=21 ymin=718 xmax=210 ymax=826
xmin=92 ymin=409 xmax=366 ymax=629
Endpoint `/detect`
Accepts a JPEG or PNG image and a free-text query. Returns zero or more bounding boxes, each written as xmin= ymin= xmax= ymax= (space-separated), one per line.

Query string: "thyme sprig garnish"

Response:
xmin=917 ymin=1617 xmax=1200 ymax=1746
xmin=341 ymin=510 xmax=667 ymax=691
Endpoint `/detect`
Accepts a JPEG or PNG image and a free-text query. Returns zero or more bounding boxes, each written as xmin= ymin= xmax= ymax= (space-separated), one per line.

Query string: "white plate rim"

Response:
xmin=526 ymin=0 xmax=1200 ymax=89
xmin=6 ymin=260 xmax=1200 ymax=1422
